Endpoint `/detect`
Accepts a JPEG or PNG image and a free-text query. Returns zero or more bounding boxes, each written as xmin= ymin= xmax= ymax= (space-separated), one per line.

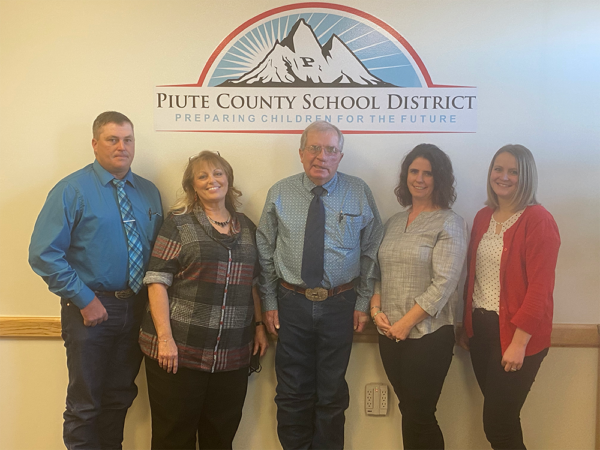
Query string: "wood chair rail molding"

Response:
xmin=0 ymin=316 xmax=61 ymax=337
xmin=0 ymin=316 xmax=599 ymax=346
xmin=353 ymin=322 xmax=600 ymax=347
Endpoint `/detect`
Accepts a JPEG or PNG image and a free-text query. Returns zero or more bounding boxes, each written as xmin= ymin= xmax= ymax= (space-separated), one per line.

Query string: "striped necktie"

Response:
xmin=112 ymin=179 xmax=143 ymax=293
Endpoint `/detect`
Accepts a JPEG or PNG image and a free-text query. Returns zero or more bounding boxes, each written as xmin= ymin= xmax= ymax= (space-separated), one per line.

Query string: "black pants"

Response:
xmin=379 ymin=325 xmax=455 ymax=450
xmin=469 ymin=309 xmax=548 ymax=450
xmin=145 ymin=357 xmax=249 ymax=450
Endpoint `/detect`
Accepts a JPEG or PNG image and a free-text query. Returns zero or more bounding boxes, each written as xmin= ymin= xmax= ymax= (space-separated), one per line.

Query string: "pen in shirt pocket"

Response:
xmin=148 ymin=208 xmax=163 ymax=221
xmin=338 ymin=211 xmax=361 ymax=223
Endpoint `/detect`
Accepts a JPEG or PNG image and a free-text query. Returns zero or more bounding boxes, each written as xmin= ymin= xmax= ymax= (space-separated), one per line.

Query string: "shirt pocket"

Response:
xmin=335 ymin=213 xmax=362 ymax=249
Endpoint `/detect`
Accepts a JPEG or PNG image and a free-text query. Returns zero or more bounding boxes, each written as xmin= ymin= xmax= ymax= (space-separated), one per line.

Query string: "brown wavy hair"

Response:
xmin=394 ymin=144 xmax=456 ymax=209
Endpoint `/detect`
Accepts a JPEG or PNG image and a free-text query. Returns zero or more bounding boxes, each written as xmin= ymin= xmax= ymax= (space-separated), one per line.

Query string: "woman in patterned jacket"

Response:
xmin=139 ymin=151 xmax=268 ymax=450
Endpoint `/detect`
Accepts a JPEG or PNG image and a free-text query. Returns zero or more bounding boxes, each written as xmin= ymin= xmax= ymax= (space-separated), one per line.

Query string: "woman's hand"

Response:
xmin=158 ymin=337 xmax=179 ymax=374
xmin=254 ymin=324 xmax=269 ymax=357
xmin=455 ymin=324 xmax=470 ymax=351
xmin=501 ymin=342 xmax=526 ymax=372
xmin=385 ymin=303 xmax=430 ymax=341
xmin=373 ymin=311 xmax=391 ymax=334
xmin=501 ymin=328 xmax=531 ymax=372
xmin=386 ymin=316 xmax=414 ymax=341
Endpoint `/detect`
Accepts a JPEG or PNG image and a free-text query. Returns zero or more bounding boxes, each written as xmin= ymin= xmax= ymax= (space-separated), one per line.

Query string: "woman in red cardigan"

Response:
xmin=457 ymin=145 xmax=560 ymax=449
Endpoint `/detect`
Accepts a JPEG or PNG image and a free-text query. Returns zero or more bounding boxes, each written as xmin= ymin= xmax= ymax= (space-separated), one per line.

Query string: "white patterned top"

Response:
xmin=473 ymin=210 xmax=524 ymax=312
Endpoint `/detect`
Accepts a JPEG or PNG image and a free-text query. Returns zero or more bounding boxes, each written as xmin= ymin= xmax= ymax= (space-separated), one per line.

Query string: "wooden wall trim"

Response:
xmin=0 ymin=316 xmax=62 ymax=337
xmin=0 ymin=316 xmax=598 ymax=347
xmin=353 ymin=322 xmax=600 ymax=347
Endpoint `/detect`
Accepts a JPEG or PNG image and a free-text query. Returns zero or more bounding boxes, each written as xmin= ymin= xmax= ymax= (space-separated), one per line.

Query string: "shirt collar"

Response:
xmin=93 ymin=159 xmax=135 ymax=188
xmin=301 ymin=172 xmax=338 ymax=195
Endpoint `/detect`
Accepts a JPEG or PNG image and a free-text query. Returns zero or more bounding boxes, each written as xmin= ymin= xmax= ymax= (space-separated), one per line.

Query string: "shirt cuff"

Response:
xmin=261 ymin=296 xmax=278 ymax=312
xmin=70 ymin=286 xmax=96 ymax=309
xmin=143 ymin=271 xmax=173 ymax=287
xmin=355 ymin=296 xmax=369 ymax=313
xmin=414 ymin=296 xmax=441 ymax=318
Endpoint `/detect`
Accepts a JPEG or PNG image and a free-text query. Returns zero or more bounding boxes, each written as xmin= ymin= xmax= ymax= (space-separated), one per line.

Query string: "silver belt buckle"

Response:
xmin=305 ymin=287 xmax=328 ymax=301
xmin=115 ymin=288 xmax=134 ymax=299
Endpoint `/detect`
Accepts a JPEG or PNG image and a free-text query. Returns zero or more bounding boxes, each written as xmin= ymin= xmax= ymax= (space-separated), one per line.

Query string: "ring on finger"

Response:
xmin=510 ymin=368 xmax=517 ymax=372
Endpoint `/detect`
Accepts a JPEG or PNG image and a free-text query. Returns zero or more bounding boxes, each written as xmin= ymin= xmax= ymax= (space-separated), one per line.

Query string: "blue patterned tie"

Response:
xmin=112 ymin=179 xmax=143 ymax=293
xmin=301 ymin=186 xmax=326 ymax=288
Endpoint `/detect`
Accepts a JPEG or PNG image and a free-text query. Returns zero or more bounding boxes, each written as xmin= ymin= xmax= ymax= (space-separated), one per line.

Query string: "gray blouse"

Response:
xmin=376 ymin=209 xmax=468 ymax=339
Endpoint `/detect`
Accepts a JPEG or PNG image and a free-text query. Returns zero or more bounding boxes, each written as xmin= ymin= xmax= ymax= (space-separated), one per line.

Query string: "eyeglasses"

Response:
xmin=304 ymin=145 xmax=341 ymax=156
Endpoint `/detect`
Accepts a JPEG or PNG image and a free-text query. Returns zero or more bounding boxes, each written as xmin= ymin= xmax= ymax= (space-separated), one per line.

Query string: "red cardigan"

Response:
xmin=464 ymin=205 xmax=560 ymax=356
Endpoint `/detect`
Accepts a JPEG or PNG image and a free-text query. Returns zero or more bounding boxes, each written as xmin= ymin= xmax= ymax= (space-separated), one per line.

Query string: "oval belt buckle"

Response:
xmin=115 ymin=288 xmax=134 ymax=299
xmin=305 ymin=287 xmax=328 ymax=301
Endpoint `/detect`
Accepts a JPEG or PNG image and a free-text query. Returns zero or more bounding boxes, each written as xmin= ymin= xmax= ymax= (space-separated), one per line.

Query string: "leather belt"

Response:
xmin=95 ymin=288 xmax=136 ymax=299
xmin=280 ymin=281 xmax=354 ymax=302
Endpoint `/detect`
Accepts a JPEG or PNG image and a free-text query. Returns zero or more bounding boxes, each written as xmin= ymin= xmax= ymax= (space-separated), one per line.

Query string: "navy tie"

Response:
xmin=301 ymin=186 xmax=326 ymax=288
xmin=112 ymin=179 xmax=144 ymax=293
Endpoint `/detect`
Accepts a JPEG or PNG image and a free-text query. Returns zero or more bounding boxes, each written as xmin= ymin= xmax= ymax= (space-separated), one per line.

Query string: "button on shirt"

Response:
xmin=473 ymin=210 xmax=524 ymax=312
xmin=29 ymin=160 xmax=163 ymax=308
xmin=257 ymin=172 xmax=383 ymax=312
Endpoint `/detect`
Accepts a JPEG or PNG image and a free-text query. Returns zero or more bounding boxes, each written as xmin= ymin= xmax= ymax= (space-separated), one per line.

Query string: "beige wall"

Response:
xmin=0 ymin=339 xmax=596 ymax=449
xmin=1 ymin=0 xmax=599 ymax=449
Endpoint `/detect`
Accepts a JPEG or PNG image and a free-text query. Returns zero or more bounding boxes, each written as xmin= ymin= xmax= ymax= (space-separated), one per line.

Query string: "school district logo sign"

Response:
xmin=155 ymin=3 xmax=477 ymax=134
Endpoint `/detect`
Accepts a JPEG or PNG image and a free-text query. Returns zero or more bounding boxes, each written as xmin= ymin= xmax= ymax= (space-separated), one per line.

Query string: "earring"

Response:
xmin=194 ymin=191 xmax=199 ymax=201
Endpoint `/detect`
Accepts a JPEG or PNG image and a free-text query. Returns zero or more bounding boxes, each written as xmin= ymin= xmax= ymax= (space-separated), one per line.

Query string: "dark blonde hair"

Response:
xmin=171 ymin=151 xmax=242 ymax=214
xmin=486 ymin=144 xmax=539 ymax=211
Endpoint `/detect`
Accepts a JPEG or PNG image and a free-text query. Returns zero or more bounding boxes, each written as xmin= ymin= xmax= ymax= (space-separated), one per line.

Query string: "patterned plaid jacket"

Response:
xmin=139 ymin=206 xmax=258 ymax=372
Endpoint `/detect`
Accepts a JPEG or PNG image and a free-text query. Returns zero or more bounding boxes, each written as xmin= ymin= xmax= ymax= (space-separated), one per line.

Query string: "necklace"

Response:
xmin=207 ymin=214 xmax=231 ymax=227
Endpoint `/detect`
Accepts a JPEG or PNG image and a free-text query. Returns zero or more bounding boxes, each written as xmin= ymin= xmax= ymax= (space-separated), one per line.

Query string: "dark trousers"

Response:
xmin=145 ymin=357 xmax=249 ymax=450
xmin=469 ymin=309 xmax=548 ymax=450
xmin=275 ymin=285 xmax=356 ymax=450
xmin=61 ymin=293 xmax=145 ymax=450
xmin=379 ymin=325 xmax=455 ymax=450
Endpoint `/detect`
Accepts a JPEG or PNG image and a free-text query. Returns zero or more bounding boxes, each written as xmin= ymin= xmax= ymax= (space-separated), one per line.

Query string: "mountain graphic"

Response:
xmin=219 ymin=19 xmax=395 ymax=87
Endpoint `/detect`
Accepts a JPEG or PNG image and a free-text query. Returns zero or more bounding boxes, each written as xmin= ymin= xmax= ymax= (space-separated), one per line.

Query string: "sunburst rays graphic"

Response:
xmin=208 ymin=12 xmax=421 ymax=87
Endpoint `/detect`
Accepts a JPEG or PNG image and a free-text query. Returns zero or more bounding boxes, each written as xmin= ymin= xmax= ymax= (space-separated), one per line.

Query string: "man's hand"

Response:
xmin=264 ymin=310 xmax=280 ymax=337
xmin=80 ymin=297 xmax=108 ymax=327
xmin=354 ymin=310 xmax=370 ymax=333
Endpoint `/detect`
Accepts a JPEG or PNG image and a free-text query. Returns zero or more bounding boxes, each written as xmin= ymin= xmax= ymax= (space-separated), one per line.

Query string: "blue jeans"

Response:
xmin=275 ymin=285 xmax=356 ymax=450
xmin=61 ymin=293 xmax=145 ymax=450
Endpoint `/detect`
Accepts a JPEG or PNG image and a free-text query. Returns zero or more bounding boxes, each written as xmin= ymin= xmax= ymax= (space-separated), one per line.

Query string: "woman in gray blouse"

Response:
xmin=370 ymin=144 xmax=468 ymax=449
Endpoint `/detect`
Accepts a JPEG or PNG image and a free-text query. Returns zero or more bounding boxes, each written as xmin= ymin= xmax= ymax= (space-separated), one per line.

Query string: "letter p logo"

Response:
xmin=300 ymin=57 xmax=315 ymax=67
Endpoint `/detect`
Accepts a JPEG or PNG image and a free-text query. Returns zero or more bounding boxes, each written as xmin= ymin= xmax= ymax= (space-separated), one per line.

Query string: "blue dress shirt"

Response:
xmin=257 ymin=172 xmax=383 ymax=312
xmin=29 ymin=160 xmax=163 ymax=308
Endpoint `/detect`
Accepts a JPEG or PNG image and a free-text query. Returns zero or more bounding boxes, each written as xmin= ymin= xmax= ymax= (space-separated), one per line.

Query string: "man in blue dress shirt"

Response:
xmin=29 ymin=111 xmax=163 ymax=450
xmin=257 ymin=121 xmax=383 ymax=449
